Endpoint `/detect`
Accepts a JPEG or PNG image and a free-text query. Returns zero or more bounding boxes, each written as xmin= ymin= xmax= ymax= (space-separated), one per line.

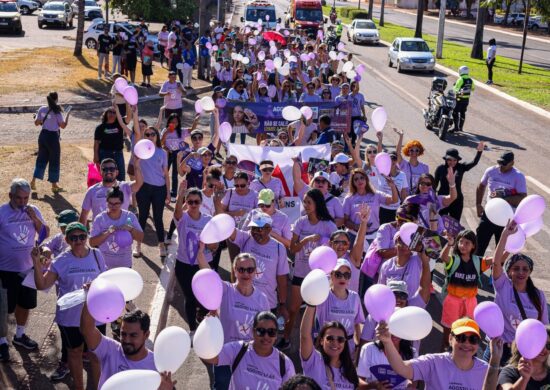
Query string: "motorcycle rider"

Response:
xmin=330 ymin=6 xmax=337 ymax=24
xmin=452 ymin=65 xmax=474 ymax=132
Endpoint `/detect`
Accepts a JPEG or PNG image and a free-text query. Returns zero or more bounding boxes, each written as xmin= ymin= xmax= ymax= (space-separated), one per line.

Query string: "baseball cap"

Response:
xmin=259 ymin=161 xmax=274 ymax=170
xmin=257 ymin=189 xmax=275 ymax=205
xmin=57 ymin=210 xmax=79 ymax=227
xmin=313 ymin=171 xmax=330 ymax=181
xmin=190 ymin=129 xmax=203 ymax=137
xmin=248 ymin=212 xmax=273 ymax=228
xmin=64 ymin=222 xmax=88 ymax=236
xmin=213 ymin=86 xmax=226 ymax=93
xmin=497 ymin=151 xmax=514 ymax=165
xmin=451 ymin=318 xmax=480 ymax=337
xmin=198 ymin=147 xmax=211 ymax=155
xmin=341 ymin=82 xmax=350 ymax=88
xmin=333 ymin=258 xmax=352 ymax=271
xmin=387 ymin=280 xmax=409 ymax=297
xmin=258 ymin=81 xmax=268 ymax=89
xmin=330 ymin=153 xmax=352 ymax=165
xmin=331 ymin=140 xmax=345 ymax=149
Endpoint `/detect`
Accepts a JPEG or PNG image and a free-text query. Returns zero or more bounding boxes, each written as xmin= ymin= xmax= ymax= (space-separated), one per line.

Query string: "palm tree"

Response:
xmin=73 ymin=0 xmax=86 ymax=56
xmin=471 ymin=5 xmax=486 ymax=59
xmin=415 ymin=0 xmax=425 ymax=37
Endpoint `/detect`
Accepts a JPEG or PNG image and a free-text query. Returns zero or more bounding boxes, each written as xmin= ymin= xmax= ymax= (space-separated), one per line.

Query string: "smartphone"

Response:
xmin=65 ymin=105 xmax=72 ymax=114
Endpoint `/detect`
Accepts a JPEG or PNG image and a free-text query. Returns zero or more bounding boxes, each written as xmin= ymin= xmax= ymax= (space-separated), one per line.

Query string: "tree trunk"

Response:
xmin=503 ymin=3 xmax=511 ymax=26
xmin=198 ymin=0 xmax=211 ymax=78
xmin=368 ymin=0 xmax=374 ymax=19
xmin=518 ymin=0 xmax=530 ymax=74
xmin=380 ymin=0 xmax=385 ymax=26
xmin=415 ymin=0 xmax=424 ymax=38
xmin=73 ymin=0 xmax=86 ymax=56
xmin=471 ymin=6 xmax=486 ymax=59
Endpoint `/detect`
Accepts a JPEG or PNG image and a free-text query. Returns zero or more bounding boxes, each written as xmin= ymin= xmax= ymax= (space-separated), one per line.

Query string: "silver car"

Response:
xmin=37 ymin=1 xmax=74 ymax=28
xmin=388 ymin=37 xmax=435 ymax=73
xmin=347 ymin=19 xmax=379 ymax=45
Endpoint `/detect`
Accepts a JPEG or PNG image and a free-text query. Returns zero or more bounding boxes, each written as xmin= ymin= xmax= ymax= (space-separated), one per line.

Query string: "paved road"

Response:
xmin=331 ymin=2 xmax=550 ymax=68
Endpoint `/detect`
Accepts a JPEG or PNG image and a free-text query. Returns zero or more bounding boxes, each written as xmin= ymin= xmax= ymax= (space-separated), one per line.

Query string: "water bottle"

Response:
xmin=277 ymin=316 xmax=285 ymax=332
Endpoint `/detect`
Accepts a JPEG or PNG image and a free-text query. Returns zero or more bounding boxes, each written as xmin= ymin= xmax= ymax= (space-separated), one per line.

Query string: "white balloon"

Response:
xmin=485 ymin=198 xmax=514 ymax=227
xmin=284 ymin=49 xmax=291 ymax=58
xmin=236 ymin=54 xmax=243 ymax=62
xmin=258 ymin=51 xmax=265 ymax=61
xmin=193 ymin=316 xmax=224 ymax=359
xmin=342 ymin=61 xmax=354 ymax=73
xmin=102 ymin=370 xmax=160 ymax=390
xmin=329 ymin=51 xmax=337 ymax=60
xmin=278 ymin=64 xmax=290 ymax=76
xmin=301 ymin=269 xmax=330 ymax=306
xmin=98 ymin=268 xmax=143 ymax=301
xmin=154 ymin=326 xmax=191 ymax=373
xmin=200 ymin=96 xmax=216 ymax=112
xmin=230 ymin=52 xmax=237 ymax=60
xmin=281 ymin=106 xmax=302 ymax=121
xmin=289 ymin=55 xmax=298 ymax=63
xmin=389 ymin=307 xmax=433 ymax=341
xmin=273 ymin=57 xmax=283 ymax=69
xmin=269 ymin=40 xmax=276 ymax=47
xmin=214 ymin=63 xmax=221 ymax=72
xmin=346 ymin=70 xmax=357 ymax=79
xmin=199 ymin=214 xmax=236 ymax=244
xmin=242 ymin=57 xmax=250 ymax=65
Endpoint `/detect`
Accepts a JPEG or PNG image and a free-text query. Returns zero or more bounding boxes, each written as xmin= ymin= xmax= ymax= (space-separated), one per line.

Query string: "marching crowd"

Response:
xmin=0 ymin=16 xmax=548 ymax=390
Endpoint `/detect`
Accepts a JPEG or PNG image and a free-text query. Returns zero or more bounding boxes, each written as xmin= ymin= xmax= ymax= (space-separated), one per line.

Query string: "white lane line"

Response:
xmin=527 ymin=176 xmax=550 ymax=195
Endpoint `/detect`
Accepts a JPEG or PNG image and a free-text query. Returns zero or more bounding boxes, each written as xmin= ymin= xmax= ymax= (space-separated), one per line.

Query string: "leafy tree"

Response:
xmin=110 ymin=0 xmax=197 ymax=23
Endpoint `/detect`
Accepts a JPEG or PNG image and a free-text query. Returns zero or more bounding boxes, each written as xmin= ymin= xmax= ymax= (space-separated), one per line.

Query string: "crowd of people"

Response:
xmin=0 ymin=15 xmax=548 ymax=390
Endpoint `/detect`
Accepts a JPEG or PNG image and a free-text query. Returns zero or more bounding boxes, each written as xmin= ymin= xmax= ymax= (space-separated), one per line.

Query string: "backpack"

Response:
xmin=442 ymin=254 xmax=482 ymax=298
xmin=231 ymin=342 xmax=286 ymax=379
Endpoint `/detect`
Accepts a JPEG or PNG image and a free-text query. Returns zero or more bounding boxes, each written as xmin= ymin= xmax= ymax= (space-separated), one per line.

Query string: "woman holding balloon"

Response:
xmin=300 ymin=306 xmax=359 ymax=389
xmin=485 ymin=220 xmax=548 ymax=365
xmin=32 ymin=222 xmax=107 ymax=390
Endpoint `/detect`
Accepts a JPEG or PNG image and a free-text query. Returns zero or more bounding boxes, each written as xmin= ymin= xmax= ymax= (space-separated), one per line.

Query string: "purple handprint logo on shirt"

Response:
xmin=13 ymin=225 xmax=30 ymax=245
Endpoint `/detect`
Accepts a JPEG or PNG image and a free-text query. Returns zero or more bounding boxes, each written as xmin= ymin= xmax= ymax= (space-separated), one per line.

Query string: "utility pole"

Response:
xmin=436 ymin=0 xmax=446 ymax=58
xmin=105 ymin=0 xmax=109 ymax=24
xmin=198 ymin=0 xmax=211 ymax=79
xmin=518 ymin=0 xmax=530 ymax=74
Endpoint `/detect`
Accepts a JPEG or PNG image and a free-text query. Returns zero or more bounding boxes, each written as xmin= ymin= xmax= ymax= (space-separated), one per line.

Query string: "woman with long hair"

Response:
xmin=228 ymin=104 xmax=248 ymax=144
xmin=396 ymin=133 xmax=430 ymax=195
xmin=378 ymin=151 xmax=410 ymax=224
xmin=31 ymin=92 xmax=71 ymax=193
xmin=278 ymin=188 xmax=337 ymax=350
xmin=300 ymin=306 xmax=359 ymax=389
xmin=485 ymin=220 xmax=549 ymax=365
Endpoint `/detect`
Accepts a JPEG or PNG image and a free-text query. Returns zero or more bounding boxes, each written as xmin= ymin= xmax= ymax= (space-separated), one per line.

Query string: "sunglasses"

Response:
xmin=259 ymin=204 xmax=272 ymax=208
xmin=251 ymin=226 xmax=268 ymax=232
xmin=334 ymin=271 xmax=351 ymax=280
xmin=419 ymin=182 xmax=432 ymax=187
xmin=366 ymin=150 xmax=377 ymax=154
xmin=186 ymin=200 xmax=201 ymax=205
xmin=191 ymin=136 xmax=203 ymax=140
xmin=102 ymin=167 xmax=117 ymax=172
xmin=107 ymin=201 xmax=121 ymax=207
xmin=234 ymin=183 xmax=247 ymax=188
xmin=144 ymin=132 xmax=156 ymax=137
xmin=325 ymin=335 xmax=346 ymax=344
xmin=353 ymin=176 xmax=366 ymax=182
xmin=261 ymin=168 xmax=274 ymax=173
xmin=314 ymin=179 xmax=328 ymax=184
xmin=255 ymin=327 xmax=277 ymax=338
xmin=454 ymin=334 xmax=480 ymax=345
xmin=225 ymin=160 xmax=237 ymax=165
xmin=236 ymin=266 xmax=256 ymax=274
xmin=68 ymin=234 xmax=87 ymax=242
xmin=331 ymin=240 xmax=349 ymax=245
xmin=394 ymin=292 xmax=408 ymax=300
xmin=207 ymin=183 xmax=215 ymax=189
xmin=409 ymin=148 xmax=421 ymax=153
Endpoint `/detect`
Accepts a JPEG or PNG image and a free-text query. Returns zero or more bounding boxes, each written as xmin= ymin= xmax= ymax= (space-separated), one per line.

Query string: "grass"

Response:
xmin=324 ymin=5 xmax=550 ymax=109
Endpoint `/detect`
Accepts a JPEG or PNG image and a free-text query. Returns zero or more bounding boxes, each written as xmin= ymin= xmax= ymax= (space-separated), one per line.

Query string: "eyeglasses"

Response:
xmin=453 ymin=334 xmax=480 ymax=345
xmin=255 ymin=327 xmax=277 ymax=338
xmin=353 ymin=176 xmax=366 ymax=182
xmin=259 ymin=204 xmax=272 ymax=208
xmin=144 ymin=132 xmax=156 ymax=137
xmin=409 ymin=148 xmax=421 ymax=153
xmin=236 ymin=266 xmax=256 ymax=274
xmin=366 ymin=150 xmax=377 ymax=154
xmin=102 ymin=167 xmax=117 ymax=172
xmin=314 ymin=179 xmax=328 ymax=184
xmin=419 ymin=182 xmax=432 ymax=187
xmin=225 ymin=160 xmax=237 ymax=165
xmin=107 ymin=201 xmax=122 ymax=207
xmin=331 ymin=240 xmax=349 ymax=245
xmin=394 ymin=292 xmax=408 ymax=301
xmin=334 ymin=271 xmax=351 ymax=280
xmin=68 ymin=234 xmax=87 ymax=242
xmin=261 ymin=168 xmax=274 ymax=173
xmin=186 ymin=200 xmax=201 ymax=205
xmin=325 ymin=335 xmax=346 ymax=344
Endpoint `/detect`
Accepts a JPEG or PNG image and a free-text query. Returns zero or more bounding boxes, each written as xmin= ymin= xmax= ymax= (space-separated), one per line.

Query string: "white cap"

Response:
xmin=333 ymin=258 xmax=352 ymax=271
xmin=313 ymin=171 xmax=330 ymax=181
xmin=248 ymin=212 xmax=273 ymax=228
xmin=330 ymin=153 xmax=352 ymax=165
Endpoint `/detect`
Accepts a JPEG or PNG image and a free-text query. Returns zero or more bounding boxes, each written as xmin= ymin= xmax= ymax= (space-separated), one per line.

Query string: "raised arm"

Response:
xmin=351 ymin=204 xmax=371 ymax=267
xmin=300 ymin=305 xmax=316 ymax=361
xmin=441 ymin=167 xmax=457 ymax=207
xmin=114 ymin=104 xmax=133 ymax=138
xmin=80 ymin=301 xmax=102 ymax=351
xmin=292 ymin=157 xmax=306 ymax=195
xmin=31 ymin=247 xmax=57 ymax=290
xmin=493 ymin=220 xmax=516 ymax=281
xmin=376 ymin=321 xmax=414 ymax=380
xmin=463 ymin=142 xmax=484 ymax=171
xmin=394 ymin=128 xmax=404 ymax=164
xmin=418 ymin=251 xmax=432 ymax=305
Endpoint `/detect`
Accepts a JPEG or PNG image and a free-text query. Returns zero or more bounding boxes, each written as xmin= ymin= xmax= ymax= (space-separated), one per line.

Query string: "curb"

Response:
xmin=0 ymin=85 xmax=212 ymax=114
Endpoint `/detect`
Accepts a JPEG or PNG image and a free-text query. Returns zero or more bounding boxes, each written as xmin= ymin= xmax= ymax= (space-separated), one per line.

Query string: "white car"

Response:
xmin=16 ymin=0 xmax=39 ymax=15
xmin=347 ymin=19 xmax=379 ymax=45
xmin=71 ymin=0 xmax=101 ymax=20
xmin=37 ymin=1 xmax=74 ymax=28
xmin=388 ymin=37 xmax=435 ymax=73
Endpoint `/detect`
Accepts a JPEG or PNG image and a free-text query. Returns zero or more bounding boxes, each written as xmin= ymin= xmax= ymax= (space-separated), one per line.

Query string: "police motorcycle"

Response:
xmin=423 ymin=77 xmax=456 ymax=141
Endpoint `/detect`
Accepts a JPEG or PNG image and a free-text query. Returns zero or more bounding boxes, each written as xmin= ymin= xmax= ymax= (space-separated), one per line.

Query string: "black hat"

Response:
xmin=497 ymin=151 xmax=514 ymax=165
xmin=443 ymin=148 xmax=462 ymax=161
xmin=213 ymin=86 xmax=226 ymax=93
xmin=168 ymin=70 xmax=177 ymax=76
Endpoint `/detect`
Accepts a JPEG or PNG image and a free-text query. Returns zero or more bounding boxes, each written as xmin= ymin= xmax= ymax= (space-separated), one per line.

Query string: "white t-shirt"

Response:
xmin=379 ymin=171 xmax=408 ymax=210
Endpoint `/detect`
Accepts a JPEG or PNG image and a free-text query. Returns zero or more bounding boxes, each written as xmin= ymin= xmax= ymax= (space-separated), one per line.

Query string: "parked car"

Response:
xmin=528 ymin=15 xmax=549 ymax=31
xmin=347 ymin=18 xmax=379 ymax=45
xmin=0 ymin=0 xmax=23 ymax=34
xmin=16 ymin=0 xmax=39 ymax=14
xmin=71 ymin=0 xmax=101 ymax=20
xmin=494 ymin=12 xmax=525 ymax=26
xmin=37 ymin=1 xmax=74 ymax=28
xmin=388 ymin=37 xmax=435 ymax=73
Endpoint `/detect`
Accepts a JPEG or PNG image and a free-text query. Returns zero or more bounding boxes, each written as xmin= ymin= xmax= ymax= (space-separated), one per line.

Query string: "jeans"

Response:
xmin=112 ymin=55 xmax=122 ymax=74
xmin=175 ymin=261 xmax=201 ymax=332
xmin=199 ymin=56 xmax=211 ymax=79
xmin=213 ymin=365 xmax=231 ymax=390
xmin=98 ymin=52 xmax=109 ymax=77
xmin=167 ymin=151 xmax=179 ymax=198
xmin=33 ymin=129 xmax=61 ymax=183
xmin=230 ymin=133 xmax=246 ymax=144
xmin=136 ymin=183 xmax=167 ymax=244
xmin=476 ymin=212 xmax=504 ymax=257
xmin=486 ymin=58 xmax=495 ymax=82
xmin=98 ymin=149 xmax=125 ymax=181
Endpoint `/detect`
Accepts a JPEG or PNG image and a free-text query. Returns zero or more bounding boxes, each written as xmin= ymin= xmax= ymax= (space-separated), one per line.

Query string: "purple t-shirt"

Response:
xmin=43 ymin=232 xmax=68 ymax=257
xmin=219 ymin=282 xmax=270 ymax=343
xmin=411 ymin=352 xmax=488 ymax=389
xmin=418 ymin=195 xmax=445 ymax=233
xmin=90 ymin=210 xmax=142 ymax=269
xmin=378 ymin=255 xmax=422 ymax=298
xmin=298 ymin=185 xmax=344 ymax=221
xmin=241 ymin=209 xmax=292 ymax=241
xmin=0 ymin=203 xmax=46 ymax=272
xmin=250 ymin=177 xmax=286 ymax=200
xmin=160 ymin=80 xmax=184 ymax=109
xmin=301 ymin=349 xmax=355 ymax=390
xmin=316 ymin=289 xmax=365 ymax=354
xmin=175 ymin=212 xmax=213 ymax=265
xmin=36 ymin=106 xmax=64 ymax=132
xmin=161 ymin=127 xmax=189 ymax=152
xmin=82 ymin=181 xmax=133 ymax=220
xmin=221 ymin=189 xmax=258 ymax=228
xmin=493 ymin=273 xmax=549 ymax=343
xmin=375 ymin=223 xmax=398 ymax=250
xmin=480 ymin=166 xmax=527 ymax=203
xmin=92 ymin=335 xmax=156 ymax=389
xmin=292 ymin=216 xmax=338 ymax=278
xmin=140 ymin=147 xmax=168 ymax=186
xmin=218 ymin=341 xmax=295 ymax=390
xmin=50 ymin=248 xmax=106 ymax=326
xmin=232 ymin=230 xmax=289 ymax=308
xmin=343 ymin=192 xmax=387 ymax=232
xmin=399 ymin=160 xmax=429 ymax=195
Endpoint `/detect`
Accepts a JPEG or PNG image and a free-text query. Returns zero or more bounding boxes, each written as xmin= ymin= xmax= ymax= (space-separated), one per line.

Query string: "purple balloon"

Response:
xmin=516 ymin=319 xmax=547 ymax=359
xmin=514 ymin=194 xmax=546 ymax=224
xmin=308 ymin=246 xmax=338 ymax=273
xmin=215 ymin=98 xmax=227 ymax=108
xmin=114 ymin=230 xmax=133 ymax=248
xmin=123 ymin=86 xmax=138 ymax=105
xmin=364 ymin=284 xmax=396 ymax=322
xmin=192 ymin=269 xmax=223 ymax=310
xmin=354 ymin=75 xmax=362 ymax=82
xmin=87 ymin=278 xmax=125 ymax=323
xmin=195 ymin=100 xmax=203 ymax=114
xmin=265 ymin=59 xmax=275 ymax=71
xmin=374 ymin=152 xmax=392 ymax=176
xmin=473 ymin=301 xmax=504 ymax=338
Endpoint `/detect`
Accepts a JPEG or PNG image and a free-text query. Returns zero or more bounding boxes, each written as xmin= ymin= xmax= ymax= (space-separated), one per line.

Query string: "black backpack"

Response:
xmin=231 ymin=342 xmax=286 ymax=379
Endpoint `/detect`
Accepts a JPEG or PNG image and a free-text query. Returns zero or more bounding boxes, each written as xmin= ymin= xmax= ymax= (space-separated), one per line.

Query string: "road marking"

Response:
xmin=527 ymin=175 xmax=550 ymax=195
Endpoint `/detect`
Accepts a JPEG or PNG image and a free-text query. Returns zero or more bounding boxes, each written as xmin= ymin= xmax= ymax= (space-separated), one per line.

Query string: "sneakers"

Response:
xmin=0 ymin=343 xmax=9 ymax=362
xmin=275 ymin=338 xmax=291 ymax=350
xmin=50 ymin=362 xmax=69 ymax=381
xmin=13 ymin=334 xmax=38 ymax=350
xmin=170 ymin=196 xmax=177 ymax=203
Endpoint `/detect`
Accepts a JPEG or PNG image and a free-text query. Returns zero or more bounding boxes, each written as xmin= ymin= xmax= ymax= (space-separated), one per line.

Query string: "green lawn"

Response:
xmin=324 ymin=6 xmax=550 ymax=109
